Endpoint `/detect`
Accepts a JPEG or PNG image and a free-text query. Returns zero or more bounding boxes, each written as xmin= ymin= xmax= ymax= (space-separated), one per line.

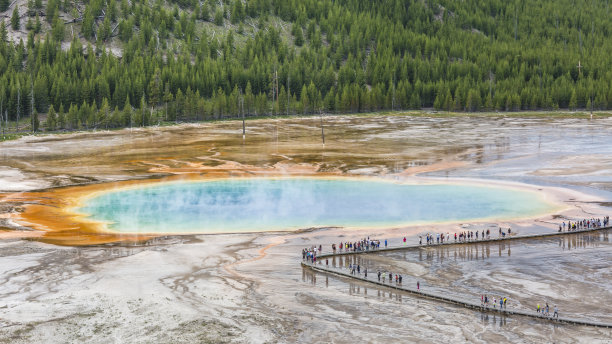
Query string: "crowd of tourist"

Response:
xmin=299 ymin=218 xmax=612 ymax=324
xmin=419 ymin=227 xmax=512 ymax=245
xmin=332 ymin=237 xmax=382 ymax=252
xmin=301 ymin=245 xmax=322 ymax=263
xmin=302 ymin=237 xmax=383 ymax=264
xmin=346 ymin=262 xmax=410 ymax=289
xmin=481 ymin=294 xmax=512 ymax=310
xmin=559 ymin=216 xmax=609 ymax=232
xmin=536 ymin=302 xmax=559 ymax=318
xmin=481 ymin=296 xmax=561 ymax=318
xmin=302 ymin=216 xmax=610 ymax=262
xmin=375 ymin=270 xmax=405 ymax=285
xmin=301 ymin=236 xmax=386 ymax=265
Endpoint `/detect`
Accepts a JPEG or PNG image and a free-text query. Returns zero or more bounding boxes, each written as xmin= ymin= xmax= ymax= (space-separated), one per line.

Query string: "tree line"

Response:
xmin=0 ymin=0 xmax=611 ymax=133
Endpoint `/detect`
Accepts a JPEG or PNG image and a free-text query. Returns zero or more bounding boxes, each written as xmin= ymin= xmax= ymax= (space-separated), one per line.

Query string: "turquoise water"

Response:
xmin=77 ymin=178 xmax=555 ymax=233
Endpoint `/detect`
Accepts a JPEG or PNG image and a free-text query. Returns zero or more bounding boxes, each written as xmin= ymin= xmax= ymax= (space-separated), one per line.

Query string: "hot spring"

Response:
xmin=76 ymin=178 xmax=557 ymax=234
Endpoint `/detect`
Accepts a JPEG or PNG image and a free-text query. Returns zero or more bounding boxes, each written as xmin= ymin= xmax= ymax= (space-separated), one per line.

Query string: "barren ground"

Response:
xmin=0 ymin=114 xmax=611 ymax=343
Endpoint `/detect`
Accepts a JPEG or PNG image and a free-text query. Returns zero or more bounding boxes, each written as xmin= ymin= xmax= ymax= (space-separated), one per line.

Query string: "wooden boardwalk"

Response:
xmin=302 ymin=262 xmax=612 ymax=328
xmin=316 ymin=226 xmax=612 ymax=259
xmin=302 ymin=225 xmax=612 ymax=328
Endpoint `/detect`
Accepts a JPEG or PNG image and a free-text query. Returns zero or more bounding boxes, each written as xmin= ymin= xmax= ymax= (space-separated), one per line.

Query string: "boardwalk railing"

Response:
xmin=302 ymin=262 xmax=612 ymax=328
xmin=302 ymin=226 xmax=612 ymax=328
xmin=316 ymin=226 xmax=612 ymax=259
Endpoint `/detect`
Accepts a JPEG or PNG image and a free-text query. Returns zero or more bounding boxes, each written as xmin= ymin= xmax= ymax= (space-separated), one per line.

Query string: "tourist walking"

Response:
xmin=417 ymin=281 xmax=420 ymax=290
xmin=553 ymin=305 xmax=559 ymax=318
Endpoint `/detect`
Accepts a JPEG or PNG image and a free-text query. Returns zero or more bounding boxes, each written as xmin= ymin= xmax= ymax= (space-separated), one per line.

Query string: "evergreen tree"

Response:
xmin=292 ymin=24 xmax=304 ymax=46
xmin=453 ymin=95 xmax=461 ymax=112
xmin=244 ymin=82 xmax=253 ymax=115
xmin=162 ymin=84 xmax=173 ymax=121
xmin=82 ymin=10 xmax=95 ymax=39
xmin=123 ymin=94 xmax=131 ymax=110
xmin=67 ymin=103 xmax=78 ymax=129
xmin=139 ymin=95 xmax=146 ymax=126
xmin=51 ymin=12 xmax=64 ymax=42
xmin=0 ymin=21 xmax=7 ymax=43
xmin=443 ymin=89 xmax=452 ymax=111
xmin=300 ymin=84 xmax=309 ymax=113
xmin=79 ymin=100 xmax=90 ymax=127
xmin=505 ymin=95 xmax=512 ymax=112
xmin=46 ymin=0 xmax=57 ymax=24
xmin=0 ymin=0 xmax=9 ymax=13
xmin=483 ymin=93 xmax=493 ymax=111
xmin=26 ymin=17 xmax=34 ymax=31
xmin=148 ymin=70 xmax=162 ymax=107
xmin=99 ymin=16 xmax=111 ymax=41
xmin=323 ymin=88 xmax=335 ymax=112
xmin=214 ymin=9 xmax=223 ymax=26
xmin=201 ymin=3 xmax=210 ymax=20
xmin=466 ymin=89 xmax=481 ymax=112
xmin=57 ymin=104 xmax=65 ymax=129
xmin=25 ymin=0 xmax=34 ymax=15
xmin=586 ymin=98 xmax=592 ymax=112
xmin=99 ymin=98 xmax=109 ymax=127
xmin=33 ymin=76 xmax=48 ymax=112
xmin=108 ymin=0 xmax=117 ymax=22
xmin=46 ymin=105 xmax=57 ymax=130
xmin=433 ymin=91 xmax=442 ymax=110
xmin=569 ymin=90 xmax=578 ymax=110
xmin=31 ymin=109 xmax=39 ymax=132
xmin=410 ymin=93 xmax=421 ymax=110
xmin=110 ymin=106 xmax=120 ymax=127
xmin=122 ymin=105 xmax=132 ymax=127
xmin=118 ymin=20 xmax=131 ymax=41
xmin=11 ymin=6 xmax=20 ymax=31
xmin=34 ymin=14 xmax=41 ymax=33
xmin=230 ymin=0 xmax=244 ymax=24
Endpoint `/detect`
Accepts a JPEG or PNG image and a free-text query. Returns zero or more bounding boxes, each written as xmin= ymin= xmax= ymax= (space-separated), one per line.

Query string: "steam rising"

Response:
xmin=78 ymin=178 xmax=554 ymax=233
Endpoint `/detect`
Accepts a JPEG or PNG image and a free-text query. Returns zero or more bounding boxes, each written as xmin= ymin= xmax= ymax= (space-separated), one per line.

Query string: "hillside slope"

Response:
xmin=0 ymin=0 xmax=611 ymax=132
